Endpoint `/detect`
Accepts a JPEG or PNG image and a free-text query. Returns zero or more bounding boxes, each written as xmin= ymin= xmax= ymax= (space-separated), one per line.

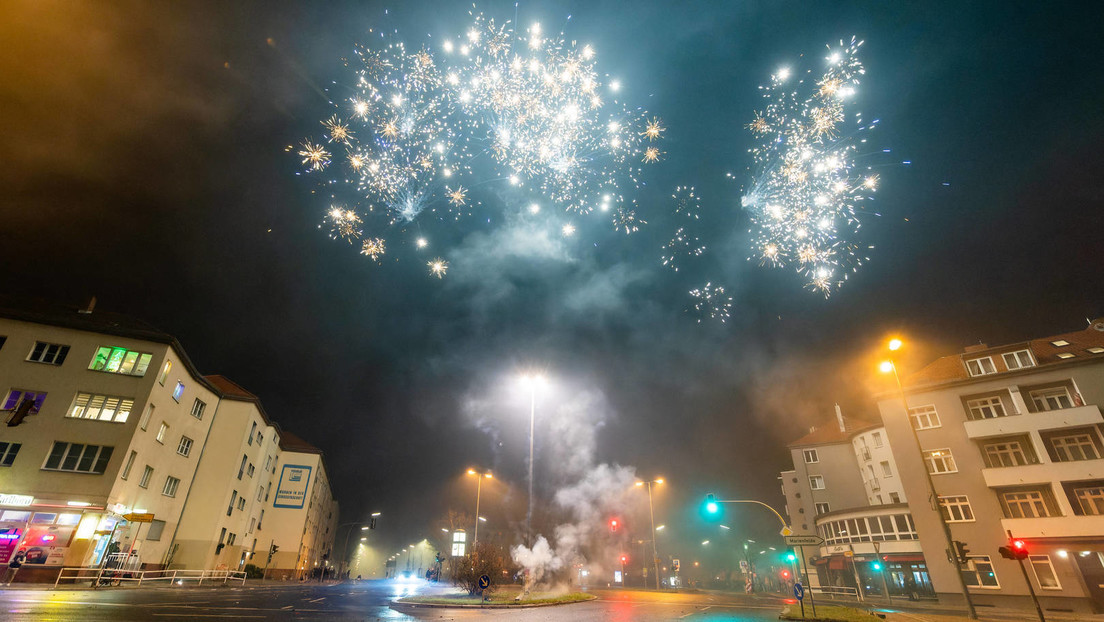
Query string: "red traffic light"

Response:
xmin=620 ymin=555 xmax=628 ymax=564
xmin=1011 ymin=539 xmax=1027 ymax=551
xmin=781 ymin=570 xmax=791 ymax=579
xmin=609 ymin=518 xmax=619 ymax=532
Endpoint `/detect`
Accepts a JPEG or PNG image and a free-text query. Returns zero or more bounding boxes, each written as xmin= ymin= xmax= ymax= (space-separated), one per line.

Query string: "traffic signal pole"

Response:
xmin=1008 ymin=531 xmax=1046 ymax=622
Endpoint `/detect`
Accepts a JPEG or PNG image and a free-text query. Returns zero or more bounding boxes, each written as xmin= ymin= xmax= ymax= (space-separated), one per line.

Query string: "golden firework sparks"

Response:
xmin=642 ymin=146 xmax=661 ymax=163
xmin=748 ymin=113 xmax=770 ymax=134
xmin=348 ymin=153 xmax=366 ymax=170
xmin=446 ymin=185 xmax=467 ymax=206
xmin=381 ymin=120 xmax=399 ymax=139
xmin=299 ymin=141 xmax=330 ymax=171
xmin=428 ymin=258 xmax=449 ymax=278
xmin=642 ymin=117 xmax=665 ymax=141
xmin=360 ymin=237 xmax=386 ymax=261
xmin=322 ymin=115 xmax=352 ymax=143
xmin=818 ymin=77 xmax=842 ymax=97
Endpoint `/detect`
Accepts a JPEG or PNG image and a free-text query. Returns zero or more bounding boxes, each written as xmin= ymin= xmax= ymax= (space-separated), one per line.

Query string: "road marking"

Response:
xmin=307 ymin=596 xmax=326 ymax=603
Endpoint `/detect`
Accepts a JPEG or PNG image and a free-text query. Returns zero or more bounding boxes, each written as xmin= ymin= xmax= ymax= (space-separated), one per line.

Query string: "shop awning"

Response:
xmin=828 ymin=557 xmax=846 ymax=570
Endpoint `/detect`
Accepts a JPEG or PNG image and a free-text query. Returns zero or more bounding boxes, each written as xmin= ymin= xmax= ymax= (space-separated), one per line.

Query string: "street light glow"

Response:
xmin=888 ymin=338 xmax=903 ymax=351
xmin=701 ymin=540 xmax=710 ymax=546
xmin=719 ymin=524 xmax=730 ymax=530
xmin=371 ymin=512 xmax=382 ymax=517
xmin=879 ymin=360 xmax=895 ymax=373
xmin=655 ymin=524 xmax=665 ymax=531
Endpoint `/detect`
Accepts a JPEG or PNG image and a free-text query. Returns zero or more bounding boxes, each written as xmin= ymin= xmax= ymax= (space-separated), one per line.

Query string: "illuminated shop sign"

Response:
xmin=0 ymin=494 xmax=33 ymax=507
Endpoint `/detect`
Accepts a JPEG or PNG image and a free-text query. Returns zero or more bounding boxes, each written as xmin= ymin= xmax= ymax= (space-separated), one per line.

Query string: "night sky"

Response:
xmin=2 ymin=0 xmax=1103 ymax=565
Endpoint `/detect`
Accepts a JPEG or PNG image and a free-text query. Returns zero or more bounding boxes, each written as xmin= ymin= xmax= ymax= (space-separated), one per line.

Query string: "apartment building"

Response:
xmin=0 ymin=298 xmax=340 ymax=582
xmin=875 ymin=319 xmax=1104 ymax=613
xmin=169 ymin=376 xmax=282 ymax=571
xmin=780 ymin=407 xmax=919 ymax=596
xmin=262 ymin=431 xmax=338 ymax=580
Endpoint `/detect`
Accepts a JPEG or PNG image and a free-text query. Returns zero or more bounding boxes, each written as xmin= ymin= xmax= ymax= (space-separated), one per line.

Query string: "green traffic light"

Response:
xmin=704 ymin=493 xmax=720 ymax=515
xmin=785 ymin=553 xmax=797 ymax=562
xmin=872 ymin=562 xmax=883 ymax=571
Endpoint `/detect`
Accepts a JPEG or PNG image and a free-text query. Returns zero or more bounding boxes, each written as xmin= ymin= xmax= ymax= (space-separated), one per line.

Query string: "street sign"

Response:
xmin=784 ymin=535 xmax=824 ymax=546
xmin=123 ymin=513 xmax=155 ymax=523
xmin=780 ymin=526 xmax=793 ymax=537
xmin=478 ymin=574 xmax=490 ymax=590
xmin=844 ymin=551 xmax=854 ymax=557
xmin=793 ymin=583 xmax=805 ymax=601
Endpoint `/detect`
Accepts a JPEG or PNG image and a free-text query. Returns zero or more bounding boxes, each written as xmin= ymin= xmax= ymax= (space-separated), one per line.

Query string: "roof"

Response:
xmin=0 ymin=295 xmax=174 ymax=345
xmin=906 ymin=318 xmax=1104 ymax=388
xmin=279 ymin=429 xmax=323 ymax=455
xmin=204 ymin=375 xmax=259 ymax=400
xmin=787 ymin=419 xmax=880 ymax=448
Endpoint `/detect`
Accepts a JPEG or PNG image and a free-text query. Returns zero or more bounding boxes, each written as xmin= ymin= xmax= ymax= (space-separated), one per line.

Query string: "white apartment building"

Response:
xmin=263 ymin=431 xmax=338 ymax=580
xmin=875 ymin=319 xmax=1104 ymax=614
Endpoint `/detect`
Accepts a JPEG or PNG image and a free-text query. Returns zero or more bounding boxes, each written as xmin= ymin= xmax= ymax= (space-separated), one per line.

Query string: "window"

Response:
xmin=190 ymin=399 xmax=206 ymax=420
xmin=248 ymin=421 xmax=258 ymax=445
xmin=1051 ymin=340 xmax=1070 ymax=347
xmin=42 ymin=442 xmax=113 ymax=474
xmin=966 ymin=396 xmax=1006 ymax=420
xmin=880 ymin=461 xmax=892 ymax=477
xmin=171 ymin=381 xmax=185 ymax=402
xmin=227 ymin=532 xmax=237 ymax=546
xmin=257 ymin=486 xmax=264 ymax=502
xmin=227 ymin=491 xmax=237 ymax=516
xmin=237 ymin=454 xmax=247 ymax=480
xmin=258 ymin=509 xmax=264 ymax=530
xmin=88 ymin=347 xmax=152 ymax=376
xmin=121 ymin=450 xmax=137 ymax=479
xmin=451 ymin=531 xmax=467 ymax=557
xmin=983 ymin=440 xmax=1031 ymax=467
xmin=249 ymin=517 xmax=256 ymax=533
xmin=962 ymin=556 xmax=999 ymax=588
xmin=237 ymin=496 xmax=246 ymax=511
xmin=1050 ymin=433 xmax=1100 ymax=462
xmin=1030 ymin=387 xmax=1073 ymax=412
xmin=1088 ymin=347 xmax=1104 ymax=354
xmin=156 ymin=422 xmax=169 ymax=444
xmin=68 ymin=393 xmax=133 ymax=423
xmin=1073 ymin=487 xmax=1104 ymax=515
xmin=815 ymin=502 xmax=830 ymax=515
xmin=965 ymin=357 xmax=996 ymax=377
xmin=817 ymin=513 xmax=916 ymax=545
xmin=158 ymin=360 xmax=172 ymax=385
xmin=140 ymin=403 xmax=154 ymax=431
xmin=1002 ymin=350 xmax=1035 ymax=370
xmin=177 ymin=436 xmax=193 ymax=457
xmin=263 ymin=456 xmax=271 ymax=472
xmin=247 ymin=463 xmax=255 ymax=478
xmin=139 ymin=465 xmax=153 ymax=488
xmin=27 ymin=341 xmax=70 ymax=365
xmin=938 ymin=496 xmax=975 ymax=522
xmin=0 ymin=442 xmax=21 ymax=467
xmin=1029 ymin=555 xmax=1061 ymax=590
xmin=889 ymin=492 xmax=901 ymax=503
xmin=923 ymin=449 xmax=957 ymax=474
xmin=3 ymin=389 xmax=47 ymax=415
xmin=1001 ymin=490 xmax=1053 ymax=518
xmin=803 ymin=449 xmax=819 ymax=463
xmin=909 ymin=405 xmax=941 ymax=430
xmin=162 ymin=476 xmax=180 ymax=497
xmin=872 ymin=432 xmax=883 ymax=448
xmin=1057 ymin=353 xmax=1075 ymax=359
xmin=257 ymin=433 xmax=264 ymax=445
xmin=809 ymin=475 xmax=825 ymax=490
xmin=147 ymin=520 xmax=166 ymax=541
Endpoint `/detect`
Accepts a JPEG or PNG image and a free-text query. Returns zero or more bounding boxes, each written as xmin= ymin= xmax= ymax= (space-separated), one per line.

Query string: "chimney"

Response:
xmin=835 ymin=403 xmax=846 ymax=432
xmin=79 ymin=296 xmax=97 ymax=315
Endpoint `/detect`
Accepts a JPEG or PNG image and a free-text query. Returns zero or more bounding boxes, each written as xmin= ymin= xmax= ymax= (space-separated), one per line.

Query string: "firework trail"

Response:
xmin=741 ymin=37 xmax=879 ymax=295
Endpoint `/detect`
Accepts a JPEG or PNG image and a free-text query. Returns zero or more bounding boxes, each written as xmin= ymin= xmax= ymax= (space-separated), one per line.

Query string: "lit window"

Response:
xmin=158 ymin=360 xmax=172 ymax=385
xmin=908 ymin=405 xmax=941 ymax=430
xmin=162 ymin=476 xmax=181 ymax=498
xmin=177 ymin=436 xmax=193 ymax=457
xmin=923 ymin=449 xmax=957 ymax=474
xmin=42 ymin=441 xmax=114 ymax=474
xmin=809 ymin=475 xmax=825 ymax=490
xmin=1051 ymin=340 xmax=1070 ymax=347
xmin=1029 ymin=555 xmax=1062 ymax=590
xmin=938 ymin=496 xmax=974 ymax=522
xmin=803 ymin=449 xmax=819 ymax=463
xmin=962 ymin=556 xmax=999 ymax=588
xmin=190 ymin=399 xmax=206 ymax=420
xmin=0 ymin=442 xmax=22 ymax=467
xmin=68 ymin=393 xmax=134 ymax=423
xmin=2 ymin=389 xmax=47 ymax=415
xmin=1002 ymin=349 xmax=1035 ymax=370
xmin=965 ymin=357 xmax=996 ymax=376
xmin=88 ymin=347 xmax=152 ymax=376
xmin=1030 ymin=387 xmax=1073 ymax=411
xmin=171 ymin=382 xmax=185 ymax=403
xmin=156 ymin=422 xmax=169 ymax=444
xmin=139 ymin=465 xmax=153 ymax=488
xmin=966 ymin=396 xmax=1007 ymax=420
xmin=26 ymin=341 xmax=70 ymax=365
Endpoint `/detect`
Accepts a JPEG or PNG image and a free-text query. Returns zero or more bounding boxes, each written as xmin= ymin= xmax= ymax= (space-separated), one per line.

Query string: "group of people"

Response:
xmin=3 ymin=550 xmax=27 ymax=585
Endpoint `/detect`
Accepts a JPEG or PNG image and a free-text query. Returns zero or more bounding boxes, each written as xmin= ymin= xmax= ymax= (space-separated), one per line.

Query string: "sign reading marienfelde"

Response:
xmin=784 ymin=535 xmax=825 ymax=546
xmin=274 ymin=464 xmax=313 ymax=509
xmin=0 ymin=494 xmax=33 ymax=507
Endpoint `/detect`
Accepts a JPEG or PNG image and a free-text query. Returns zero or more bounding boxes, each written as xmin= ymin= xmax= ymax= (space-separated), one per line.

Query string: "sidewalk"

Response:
xmin=0 ymin=577 xmax=349 ymax=591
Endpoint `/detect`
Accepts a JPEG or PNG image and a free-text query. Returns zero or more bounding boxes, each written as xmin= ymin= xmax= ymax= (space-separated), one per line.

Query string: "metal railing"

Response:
xmin=809 ymin=585 xmax=860 ymax=600
xmin=55 ymin=567 xmax=247 ymax=588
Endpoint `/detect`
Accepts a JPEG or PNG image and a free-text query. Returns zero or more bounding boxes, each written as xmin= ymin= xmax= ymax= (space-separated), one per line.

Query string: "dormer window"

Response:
xmin=965 ymin=357 xmax=996 ymax=377
xmin=1057 ymin=353 xmax=1075 ymax=360
xmin=1051 ymin=340 xmax=1070 ymax=347
xmin=1087 ymin=347 xmax=1104 ymax=354
xmin=1002 ymin=350 xmax=1035 ymax=370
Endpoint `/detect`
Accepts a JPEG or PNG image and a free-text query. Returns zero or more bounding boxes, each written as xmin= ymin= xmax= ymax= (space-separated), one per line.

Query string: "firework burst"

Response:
xmin=741 ymin=37 xmax=878 ymax=295
xmin=660 ymin=186 xmax=706 ymax=271
xmin=688 ymin=283 xmax=732 ymax=323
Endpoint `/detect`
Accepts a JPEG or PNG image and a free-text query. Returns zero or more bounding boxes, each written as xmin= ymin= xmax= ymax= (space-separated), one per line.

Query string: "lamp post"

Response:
xmin=466 ymin=469 xmax=492 ymax=548
xmin=881 ymin=338 xmax=978 ymax=620
xmin=337 ymin=512 xmax=381 ymax=578
xmin=520 ymin=373 xmax=544 ymax=546
xmin=635 ymin=478 xmax=665 ymax=590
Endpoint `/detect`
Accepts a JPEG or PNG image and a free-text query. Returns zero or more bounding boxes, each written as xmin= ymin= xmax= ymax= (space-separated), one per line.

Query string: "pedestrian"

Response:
xmin=4 ymin=550 xmax=26 ymax=585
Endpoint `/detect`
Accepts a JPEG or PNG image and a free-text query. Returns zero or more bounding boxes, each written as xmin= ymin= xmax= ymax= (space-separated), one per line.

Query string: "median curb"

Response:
xmin=390 ymin=593 xmax=596 ymax=610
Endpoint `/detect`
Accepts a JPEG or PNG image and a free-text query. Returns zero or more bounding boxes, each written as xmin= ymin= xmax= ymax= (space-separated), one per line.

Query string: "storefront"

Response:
xmin=0 ymin=493 xmax=113 ymax=572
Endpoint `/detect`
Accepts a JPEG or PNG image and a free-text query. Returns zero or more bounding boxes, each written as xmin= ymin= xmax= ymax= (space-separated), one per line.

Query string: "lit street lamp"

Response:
xmin=881 ymin=338 xmax=978 ymax=620
xmin=635 ymin=477 xmax=665 ymax=590
xmin=466 ymin=469 xmax=493 ymax=547
xmin=337 ymin=512 xmax=381 ymax=578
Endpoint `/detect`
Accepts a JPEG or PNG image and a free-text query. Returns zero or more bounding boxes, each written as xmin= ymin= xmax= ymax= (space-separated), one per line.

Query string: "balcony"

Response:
xmin=963 ymin=404 xmax=1103 ymax=439
xmin=1000 ymin=515 xmax=1104 ymax=538
xmin=981 ymin=458 xmax=1104 ymax=488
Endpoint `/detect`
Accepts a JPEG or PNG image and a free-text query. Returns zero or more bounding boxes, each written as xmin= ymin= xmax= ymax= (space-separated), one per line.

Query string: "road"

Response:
xmin=0 ymin=579 xmax=786 ymax=621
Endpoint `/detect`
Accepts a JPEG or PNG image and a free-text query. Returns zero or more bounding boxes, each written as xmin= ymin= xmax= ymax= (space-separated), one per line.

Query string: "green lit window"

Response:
xmin=89 ymin=347 xmax=152 ymax=377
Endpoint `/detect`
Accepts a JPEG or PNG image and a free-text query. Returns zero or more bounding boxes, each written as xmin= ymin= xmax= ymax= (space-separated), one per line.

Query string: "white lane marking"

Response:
xmin=307 ymin=596 xmax=326 ymax=603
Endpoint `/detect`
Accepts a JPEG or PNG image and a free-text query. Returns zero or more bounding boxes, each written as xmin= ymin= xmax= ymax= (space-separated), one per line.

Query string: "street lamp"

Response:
xmin=881 ymin=338 xmax=978 ymax=619
xmin=635 ymin=477 xmax=665 ymax=590
xmin=466 ymin=469 xmax=493 ymax=547
xmin=337 ymin=513 xmax=381 ymax=578
xmin=519 ymin=373 xmax=545 ymax=546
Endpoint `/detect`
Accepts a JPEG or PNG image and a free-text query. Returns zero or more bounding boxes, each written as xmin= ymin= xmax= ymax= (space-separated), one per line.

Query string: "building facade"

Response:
xmin=876 ymin=319 xmax=1104 ymax=613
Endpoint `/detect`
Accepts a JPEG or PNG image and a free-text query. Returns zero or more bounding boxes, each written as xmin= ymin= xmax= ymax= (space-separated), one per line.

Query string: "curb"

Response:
xmin=391 ymin=593 xmax=597 ymax=610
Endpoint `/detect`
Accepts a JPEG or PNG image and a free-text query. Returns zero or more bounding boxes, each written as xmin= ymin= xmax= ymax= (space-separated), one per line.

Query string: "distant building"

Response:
xmin=0 ymin=298 xmax=338 ymax=582
xmin=780 ymin=406 xmax=922 ymax=597
xmin=875 ymin=319 xmax=1104 ymax=613
xmin=263 ymin=431 xmax=338 ymax=580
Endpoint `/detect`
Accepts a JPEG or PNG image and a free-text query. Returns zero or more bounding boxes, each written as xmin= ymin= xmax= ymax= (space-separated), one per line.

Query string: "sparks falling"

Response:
xmin=741 ymin=37 xmax=878 ymax=295
xmin=688 ymin=283 xmax=732 ymax=323
xmin=661 ymin=186 xmax=706 ymax=271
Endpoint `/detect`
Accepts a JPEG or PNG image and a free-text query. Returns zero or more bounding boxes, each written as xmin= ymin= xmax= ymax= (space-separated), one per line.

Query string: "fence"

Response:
xmin=54 ymin=567 xmax=247 ymax=588
xmin=808 ymin=585 xmax=860 ymax=600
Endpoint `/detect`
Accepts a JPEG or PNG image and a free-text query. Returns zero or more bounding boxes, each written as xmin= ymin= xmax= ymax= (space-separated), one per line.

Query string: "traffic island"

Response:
xmin=393 ymin=585 xmax=595 ymax=609
xmin=780 ymin=604 xmax=888 ymax=622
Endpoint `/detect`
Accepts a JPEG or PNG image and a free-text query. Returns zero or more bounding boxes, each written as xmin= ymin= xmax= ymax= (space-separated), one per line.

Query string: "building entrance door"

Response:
xmin=1074 ymin=551 xmax=1104 ymax=613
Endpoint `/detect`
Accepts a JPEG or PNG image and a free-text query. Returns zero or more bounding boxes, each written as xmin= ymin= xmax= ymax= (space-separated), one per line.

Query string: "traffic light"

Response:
xmin=704 ymin=494 xmax=720 ymax=516
xmin=952 ymin=540 xmax=971 ymax=564
xmin=872 ymin=561 xmax=883 ymax=571
xmin=780 ymin=569 xmax=791 ymax=580
xmin=609 ymin=518 xmax=620 ymax=532
xmin=620 ymin=554 xmax=628 ymax=564
xmin=785 ymin=552 xmax=797 ymax=563
xmin=999 ymin=539 xmax=1029 ymax=560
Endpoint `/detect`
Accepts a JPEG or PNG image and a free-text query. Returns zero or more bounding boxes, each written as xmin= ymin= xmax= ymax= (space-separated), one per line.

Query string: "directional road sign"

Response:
xmin=784 ymin=535 xmax=824 ymax=546
xmin=793 ymin=582 xmax=805 ymax=601
xmin=478 ymin=574 xmax=490 ymax=590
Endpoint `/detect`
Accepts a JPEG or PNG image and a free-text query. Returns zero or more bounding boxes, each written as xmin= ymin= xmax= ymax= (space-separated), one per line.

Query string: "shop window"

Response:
xmin=88 ymin=347 xmax=152 ymax=376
